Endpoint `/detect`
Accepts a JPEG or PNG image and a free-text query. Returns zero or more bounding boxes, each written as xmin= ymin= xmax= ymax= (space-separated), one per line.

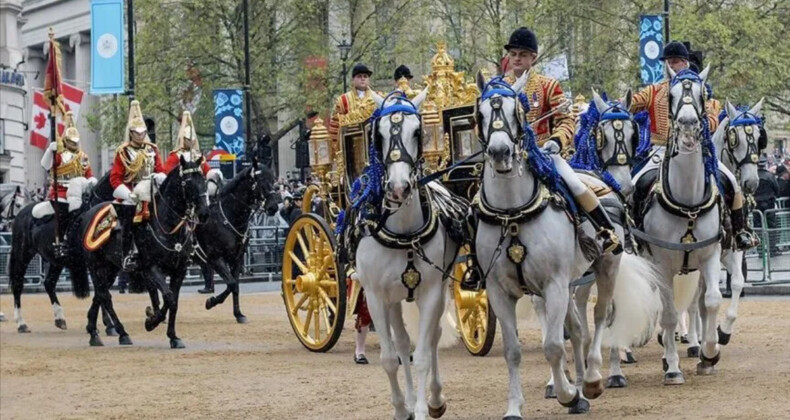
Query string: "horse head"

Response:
xmin=667 ymin=66 xmax=711 ymax=154
xmin=591 ymin=89 xmax=638 ymax=196
xmin=370 ymin=88 xmax=428 ymax=204
xmin=250 ymin=155 xmax=279 ymax=216
xmin=475 ymin=70 xmax=528 ymax=174
xmin=721 ymin=98 xmax=764 ymax=194
xmin=170 ymin=155 xmax=209 ymax=217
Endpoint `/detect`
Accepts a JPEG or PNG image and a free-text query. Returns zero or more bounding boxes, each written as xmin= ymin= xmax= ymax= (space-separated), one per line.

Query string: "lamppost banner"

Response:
xmin=639 ymin=15 xmax=665 ymax=85
xmin=90 ymin=0 xmax=125 ymax=94
xmin=213 ymin=89 xmax=245 ymax=159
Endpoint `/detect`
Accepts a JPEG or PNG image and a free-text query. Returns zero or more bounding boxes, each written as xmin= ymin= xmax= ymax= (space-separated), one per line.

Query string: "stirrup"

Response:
xmin=735 ymin=231 xmax=758 ymax=251
xmin=597 ymin=228 xmax=623 ymax=255
xmin=122 ymin=254 xmax=139 ymax=272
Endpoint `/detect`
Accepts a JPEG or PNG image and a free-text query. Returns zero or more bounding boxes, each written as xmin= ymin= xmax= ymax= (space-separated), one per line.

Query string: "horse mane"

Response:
xmin=219 ymin=167 xmax=252 ymax=197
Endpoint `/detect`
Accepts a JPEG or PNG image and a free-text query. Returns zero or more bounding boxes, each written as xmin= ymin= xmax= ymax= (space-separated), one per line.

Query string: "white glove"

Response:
xmin=113 ymin=184 xmax=138 ymax=203
xmin=48 ymin=142 xmax=58 ymax=152
xmin=541 ymin=139 xmax=561 ymax=155
xmin=40 ymin=148 xmax=55 ymax=170
xmin=153 ymin=173 xmax=167 ymax=186
xmin=87 ymin=177 xmax=98 ymax=187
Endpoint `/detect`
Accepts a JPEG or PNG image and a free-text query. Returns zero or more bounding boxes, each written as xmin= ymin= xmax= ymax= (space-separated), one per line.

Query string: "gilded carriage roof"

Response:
xmin=423 ymin=42 xmax=479 ymax=110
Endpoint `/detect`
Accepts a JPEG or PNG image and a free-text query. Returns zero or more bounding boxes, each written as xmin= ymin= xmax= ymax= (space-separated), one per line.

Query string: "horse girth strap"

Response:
xmin=474 ymin=182 xmax=552 ymax=226
xmin=631 ymin=228 xmax=720 ymax=252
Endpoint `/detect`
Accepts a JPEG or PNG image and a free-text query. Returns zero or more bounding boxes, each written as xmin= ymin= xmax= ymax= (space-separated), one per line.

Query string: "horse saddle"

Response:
xmin=83 ymin=203 xmax=118 ymax=252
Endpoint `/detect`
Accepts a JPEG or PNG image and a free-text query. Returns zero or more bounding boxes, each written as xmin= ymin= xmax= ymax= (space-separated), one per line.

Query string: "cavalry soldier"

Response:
xmin=110 ymin=100 xmax=166 ymax=271
xmin=39 ymin=111 xmax=95 ymax=255
xmin=164 ymin=111 xmax=210 ymax=175
xmin=502 ymin=27 xmax=622 ymax=254
xmin=327 ymin=63 xmax=377 ymax=364
xmin=629 ymin=41 xmax=758 ymax=250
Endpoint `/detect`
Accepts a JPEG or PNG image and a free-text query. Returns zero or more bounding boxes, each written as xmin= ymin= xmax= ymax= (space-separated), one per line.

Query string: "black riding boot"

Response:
xmin=587 ymin=206 xmax=623 ymax=255
xmin=113 ymin=204 xmax=139 ymax=272
xmin=198 ymin=265 xmax=215 ymax=294
xmin=731 ymin=207 xmax=759 ymax=251
xmin=52 ymin=200 xmax=71 ymax=261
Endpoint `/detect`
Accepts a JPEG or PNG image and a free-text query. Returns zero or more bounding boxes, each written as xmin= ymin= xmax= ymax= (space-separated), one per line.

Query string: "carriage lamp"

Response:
xmin=309 ymin=117 xmax=333 ymax=181
xmin=421 ymin=101 xmax=444 ymax=171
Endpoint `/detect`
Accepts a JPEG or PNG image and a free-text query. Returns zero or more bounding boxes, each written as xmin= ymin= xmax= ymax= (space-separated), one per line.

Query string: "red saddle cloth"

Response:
xmin=83 ymin=202 xmax=149 ymax=251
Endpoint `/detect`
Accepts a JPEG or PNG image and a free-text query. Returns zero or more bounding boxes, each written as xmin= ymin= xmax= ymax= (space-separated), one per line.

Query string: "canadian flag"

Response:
xmin=30 ymin=82 xmax=85 ymax=149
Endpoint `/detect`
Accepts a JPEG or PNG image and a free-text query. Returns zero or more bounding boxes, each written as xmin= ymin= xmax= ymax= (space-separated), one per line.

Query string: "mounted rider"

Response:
xmin=629 ymin=41 xmax=758 ymax=250
xmin=110 ymin=100 xmax=166 ymax=271
xmin=164 ymin=111 xmax=222 ymax=196
xmin=502 ymin=27 xmax=622 ymax=254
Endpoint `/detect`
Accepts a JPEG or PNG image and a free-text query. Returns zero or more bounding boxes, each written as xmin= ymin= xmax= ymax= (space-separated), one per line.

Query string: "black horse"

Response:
xmin=196 ymin=159 xmax=278 ymax=323
xmin=71 ymin=156 xmax=208 ymax=348
xmin=7 ymin=179 xmax=117 ymax=334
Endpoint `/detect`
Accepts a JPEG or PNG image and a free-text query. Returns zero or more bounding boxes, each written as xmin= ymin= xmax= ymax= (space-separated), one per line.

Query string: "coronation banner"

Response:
xmin=213 ymin=89 xmax=245 ymax=159
xmin=639 ymin=15 xmax=664 ymax=85
xmin=90 ymin=0 xmax=125 ymax=94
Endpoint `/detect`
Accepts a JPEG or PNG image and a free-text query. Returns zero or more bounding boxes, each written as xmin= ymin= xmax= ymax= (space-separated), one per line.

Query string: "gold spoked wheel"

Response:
xmin=282 ymin=214 xmax=347 ymax=352
xmin=453 ymin=246 xmax=496 ymax=356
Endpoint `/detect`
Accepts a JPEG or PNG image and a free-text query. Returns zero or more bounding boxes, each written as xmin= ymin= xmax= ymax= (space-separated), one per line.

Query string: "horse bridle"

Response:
xmin=667 ymin=73 xmax=707 ymax=156
xmin=724 ymin=112 xmax=761 ymax=172
xmin=595 ymin=105 xmax=638 ymax=169
xmin=372 ymin=94 xmax=423 ymax=204
xmin=475 ymin=79 xmax=524 ymax=150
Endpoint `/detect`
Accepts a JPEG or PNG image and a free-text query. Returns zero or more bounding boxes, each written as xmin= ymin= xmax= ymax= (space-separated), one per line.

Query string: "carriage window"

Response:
xmin=450 ymin=116 xmax=482 ymax=162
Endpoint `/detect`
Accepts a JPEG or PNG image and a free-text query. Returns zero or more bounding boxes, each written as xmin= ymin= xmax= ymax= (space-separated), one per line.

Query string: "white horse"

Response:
xmin=632 ymin=66 xmax=724 ymax=384
xmin=474 ymin=72 xmax=659 ymax=418
xmin=690 ymin=98 xmax=763 ymax=350
xmin=355 ymin=89 xmax=457 ymax=420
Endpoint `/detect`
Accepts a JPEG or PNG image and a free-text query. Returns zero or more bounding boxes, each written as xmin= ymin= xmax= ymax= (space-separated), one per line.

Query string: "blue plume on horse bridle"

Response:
xmin=568 ymin=98 xmax=623 ymax=192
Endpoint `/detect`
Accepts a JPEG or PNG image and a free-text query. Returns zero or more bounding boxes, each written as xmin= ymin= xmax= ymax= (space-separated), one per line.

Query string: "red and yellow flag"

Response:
xmin=43 ymin=27 xmax=66 ymax=116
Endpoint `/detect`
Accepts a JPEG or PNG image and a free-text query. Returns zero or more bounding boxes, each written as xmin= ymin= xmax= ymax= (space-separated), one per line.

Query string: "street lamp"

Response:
xmin=337 ymin=37 xmax=352 ymax=92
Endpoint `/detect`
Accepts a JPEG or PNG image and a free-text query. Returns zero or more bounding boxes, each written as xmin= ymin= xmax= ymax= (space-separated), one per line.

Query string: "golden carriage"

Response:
xmin=281 ymin=43 xmax=496 ymax=356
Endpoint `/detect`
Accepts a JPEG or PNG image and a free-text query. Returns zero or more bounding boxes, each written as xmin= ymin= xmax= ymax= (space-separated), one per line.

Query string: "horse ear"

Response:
xmin=726 ymin=99 xmax=738 ymax=119
xmin=476 ymin=70 xmax=486 ymax=93
xmin=624 ymin=89 xmax=633 ymax=111
xmin=698 ymin=65 xmax=711 ymax=83
xmin=371 ymin=90 xmax=385 ymax=108
xmin=748 ymin=97 xmax=764 ymax=116
xmin=510 ymin=69 xmax=530 ymax=94
xmin=592 ymin=88 xmax=607 ymax=113
xmin=412 ymin=87 xmax=429 ymax=109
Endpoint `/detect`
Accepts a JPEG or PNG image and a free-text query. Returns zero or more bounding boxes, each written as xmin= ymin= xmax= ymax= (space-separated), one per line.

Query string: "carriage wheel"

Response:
xmin=282 ymin=214 xmax=347 ymax=352
xmin=453 ymin=246 xmax=496 ymax=357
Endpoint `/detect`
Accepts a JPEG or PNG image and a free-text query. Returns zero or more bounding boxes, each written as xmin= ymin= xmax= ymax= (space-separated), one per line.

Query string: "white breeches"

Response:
xmin=550 ymin=154 xmax=588 ymax=197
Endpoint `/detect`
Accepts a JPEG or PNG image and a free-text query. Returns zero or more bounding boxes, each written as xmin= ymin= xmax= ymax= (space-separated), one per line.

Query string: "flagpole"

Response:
xmin=46 ymin=28 xmax=61 ymax=249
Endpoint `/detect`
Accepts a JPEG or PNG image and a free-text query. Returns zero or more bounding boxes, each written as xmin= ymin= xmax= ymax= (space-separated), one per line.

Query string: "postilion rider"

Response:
xmin=38 ymin=111 xmax=96 ymax=255
xmin=629 ymin=41 xmax=758 ymax=250
xmin=328 ymin=62 xmax=377 ymax=365
xmin=502 ymin=27 xmax=622 ymax=254
xmin=110 ymin=100 xmax=167 ymax=272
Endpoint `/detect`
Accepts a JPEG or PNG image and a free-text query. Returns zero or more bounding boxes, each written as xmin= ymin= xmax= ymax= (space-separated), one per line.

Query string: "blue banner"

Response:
xmin=214 ymin=89 xmax=245 ymax=159
xmin=639 ymin=15 xmax=664 ymax=86
xmin=90 ymin=0 xmax=125 ymax=94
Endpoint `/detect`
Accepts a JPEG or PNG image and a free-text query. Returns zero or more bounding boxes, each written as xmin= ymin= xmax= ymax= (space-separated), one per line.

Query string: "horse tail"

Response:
xmin=69 ymin=264 xmax=91 ymax=299
xmin=604 ymin=253 xmax=662 ymax=349
xmin=401 ymin=290 xmax=459 ymax=350
xmin=673 ymin=272 xmax=700 ymax=313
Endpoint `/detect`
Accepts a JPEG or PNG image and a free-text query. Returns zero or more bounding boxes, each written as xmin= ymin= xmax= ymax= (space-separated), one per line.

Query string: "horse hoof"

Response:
xmin=17 ymin=324 xmax=31 ymax=333
xmin=235 ymin=315 xmax=248 ymax=324
xmin=583 ymin=380 xmax=604 ymax=400
xmin=657 ymin=333 xmax=663 ymax=347
xmin=606 ymin=375 xmax=628 ymax=388
xmin=170 ymin=338 xmax=185 ymax=349
xmin=89 ymin=334 xmax=104 ymax=347
xmin=568 ymin=397 xmax=590 ymax=415
xmin=696 ymin=361 xmax=715 ymax=375
xmin=205 ymin=298 xmax=214 ymax=310
xmin=699 ymin=349 xmax=720 ymax=367
xmin=503 ymin=417 xmax=523 ymax=420
xmin=54 ymin=319 xmax=67 ymax=330
xmin=687 ymin=346 xmax=700 ymax=358
xmin=663 ymin=371 xmax=685 ymax=385
xmin=559 ymin=389 xmax=581 ymax=408
xmin=623 ymin=351 xmax=637 ymax=364
xmin=662 ymin=358 xmax=668 ymax=372
xmin=717 ymin=326 xmax=731 ymax=345
xmin=106 ymin=326 xmax=118 ymax=337
xmin=428 ymin=402 xmax=447 ymax=419
xmin=544 ymin=385 xmax=556 ymax=399
xmin=145 ymin=318 xmax=157 ymax=332
xmin=119 ymin=334 xmax=133 ymax=346
xmin=145 ymin=306 xmax=154 ymax=318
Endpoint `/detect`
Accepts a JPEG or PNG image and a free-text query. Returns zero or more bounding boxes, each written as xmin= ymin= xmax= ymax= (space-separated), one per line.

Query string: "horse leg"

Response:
xmin=230 ymin=260 xmax=246 ymax=323
xmin=697 ymin=256 xmax=722 ymax=375
xmin=530 ymin=295 xmax=554 ymax=399
xmin=166 ymin=273 xmax=186 ymax=349
xmin=414 ymin=283 xmax=445 ymax=420
xmin=719 ymin=251 xmax=744 ymax=344
xmin=86 ymin=296 xmax=103 ymax=346
xmin=573 ymin=284 xmax=593 ymax=357
xmin=43 ymin=265 xmax=67 ymax=330
xmin=566 ymin=297 xmax=588 ymax=396
xmin=11 ymin=248 xmax=36 ymax=333
xmin=583 ymin=259 xmax=617 ymax=400
xmin=606 ymin=346 xmax=628 ymax=388
xmin=145 ymin=283 xmax=161 ymax=320
xmin=389 ymin=303 xmax=416 ymax=412
xmin=101 ymin=305 xmax=119 ymax=337
xmin=204 ymin=260 xmax=233 ymax=311
xmin=144 ymin=267 xmax=173 ymax=332
xmin=487 ymin=280 xmax=524 ymax=419
xmin=657 ymin=271 xmax=683 ymax=385
xmin=367 ymin=293 xmax=410 ymax=420
xmin=96 ymin=287 xmax=132 ymax=345
xmin=543 ymin=280 xmax=584 ymax=411
xmin=686 ymin=286 xmax=702 ymax=358
xmin=428 ymin=303 xmax=446 ymax=419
